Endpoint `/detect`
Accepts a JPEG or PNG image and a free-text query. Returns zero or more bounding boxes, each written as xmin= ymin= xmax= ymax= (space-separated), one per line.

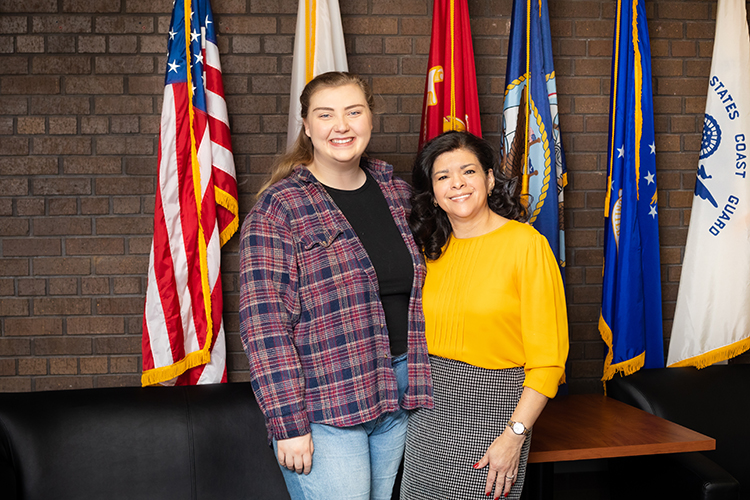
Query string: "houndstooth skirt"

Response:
xmin=400 ymin=356 xmax=531 ymax=500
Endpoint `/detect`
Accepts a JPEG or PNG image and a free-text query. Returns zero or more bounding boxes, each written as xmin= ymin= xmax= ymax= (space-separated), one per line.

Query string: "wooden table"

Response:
xmin=522 ymin=394 xmax=715 ymax=499
xmin=528 ymin=394 xmax=715 ymax=463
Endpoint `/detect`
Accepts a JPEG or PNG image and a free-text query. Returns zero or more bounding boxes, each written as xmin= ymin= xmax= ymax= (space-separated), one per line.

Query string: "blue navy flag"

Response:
xmin=502 ymin=0 xmax=567 ymax=271
xmin=600 ymin=0 xmax=664 ymax=381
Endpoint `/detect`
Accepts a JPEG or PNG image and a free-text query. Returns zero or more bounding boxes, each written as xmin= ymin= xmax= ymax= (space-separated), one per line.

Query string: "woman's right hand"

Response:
xmin=277 ymin=433 xmax=314 ymax=475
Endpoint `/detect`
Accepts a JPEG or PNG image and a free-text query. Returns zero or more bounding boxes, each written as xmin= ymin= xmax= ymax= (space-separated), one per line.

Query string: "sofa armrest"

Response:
xmin=606 ymin=376 xmax=656 ymax=414
xmin=672 ymin=452 xmax=741 ymax=500
xmin=610 ymin=452 xmax=740 ymax=500
xmin=0 ymin=464 xmax=17 ymax=500
xmin=0 ymin=425 xmax=18 ymax=500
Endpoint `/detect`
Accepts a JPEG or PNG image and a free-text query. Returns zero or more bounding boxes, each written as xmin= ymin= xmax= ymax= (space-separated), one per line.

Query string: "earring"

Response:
xmin=432 ymin=199 xmax=437 ymax=207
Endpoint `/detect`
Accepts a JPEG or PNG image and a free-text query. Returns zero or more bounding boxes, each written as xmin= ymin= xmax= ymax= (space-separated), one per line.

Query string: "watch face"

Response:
xmin=512 ymin=422 xmax=524 ymax=434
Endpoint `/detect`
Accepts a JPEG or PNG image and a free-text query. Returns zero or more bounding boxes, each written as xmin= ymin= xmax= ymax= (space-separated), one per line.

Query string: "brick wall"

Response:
xmin=1 ymin=0 xmax=747 ymax=393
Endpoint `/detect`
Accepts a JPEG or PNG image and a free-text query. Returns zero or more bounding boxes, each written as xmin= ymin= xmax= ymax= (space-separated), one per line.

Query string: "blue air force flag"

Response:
xmin=600 ymin=0 xmax=664 ymax=381
xmin=501 ymin=0 xmax=567 ymax=270
xmin=668 ymin=0 xmax=750 ymax=368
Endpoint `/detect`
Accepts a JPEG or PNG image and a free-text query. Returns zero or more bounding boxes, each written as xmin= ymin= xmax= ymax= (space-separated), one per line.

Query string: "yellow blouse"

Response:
xmin=423 ymin=220 xmax=569 ymax=398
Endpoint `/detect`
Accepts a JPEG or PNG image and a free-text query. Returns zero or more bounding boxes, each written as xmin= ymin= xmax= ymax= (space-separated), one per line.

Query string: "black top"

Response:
xmin=324 ymin=170 xmax=413 ymax=356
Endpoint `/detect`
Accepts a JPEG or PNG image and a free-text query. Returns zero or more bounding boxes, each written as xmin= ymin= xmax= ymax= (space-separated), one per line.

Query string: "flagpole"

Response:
xmin=605 ymin=0 xmax=622 ymax=218
xmin=183 ymin=0 xmax=215 ymax=371
xmin=450 ymin=0 xmax=456 ymax=129
xmin=522 ymin=0 xmax=531 ymax=202
xmin=305 ymin=0 xmax=315 ymax=83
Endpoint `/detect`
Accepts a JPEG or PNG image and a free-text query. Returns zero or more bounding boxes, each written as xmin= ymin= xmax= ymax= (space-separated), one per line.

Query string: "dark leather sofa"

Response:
xmin=0 ymin=382 xmax=291 ymax=500
xmin=607 ymin=364 xmax=750 ymax=500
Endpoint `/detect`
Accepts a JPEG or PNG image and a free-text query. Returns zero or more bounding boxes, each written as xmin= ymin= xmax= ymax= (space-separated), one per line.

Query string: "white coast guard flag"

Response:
xmin=286 ymin=0 xmax=348 ymax=148
xmin=668 ymin=0 xmax=750 ymax=368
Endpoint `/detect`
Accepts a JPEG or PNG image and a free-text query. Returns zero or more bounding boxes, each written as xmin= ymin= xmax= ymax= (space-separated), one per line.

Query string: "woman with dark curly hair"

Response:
xmin=401 ymin=131 xmax=568 ymax=500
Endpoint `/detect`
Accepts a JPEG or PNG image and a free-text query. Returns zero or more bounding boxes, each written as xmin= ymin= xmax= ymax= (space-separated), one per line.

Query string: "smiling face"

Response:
xmin=303 ymin=83 xmax=373 ymax=172
xmin=431 ymin=147 xmax=495 ymax=227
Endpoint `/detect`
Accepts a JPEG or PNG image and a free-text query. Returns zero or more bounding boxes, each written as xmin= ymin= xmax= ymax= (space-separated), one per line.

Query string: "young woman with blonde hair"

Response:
xmin=239 ymin=72 xmax=433 ymax=500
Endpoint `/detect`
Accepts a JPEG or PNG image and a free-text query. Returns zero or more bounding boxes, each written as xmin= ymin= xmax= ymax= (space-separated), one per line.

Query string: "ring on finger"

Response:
xmin=506 ymin=474 xmax=515 ymax=480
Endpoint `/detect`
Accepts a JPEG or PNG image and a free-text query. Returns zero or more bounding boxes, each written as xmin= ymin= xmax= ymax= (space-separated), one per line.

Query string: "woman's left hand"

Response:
xmin=473 ymin=429 xmax=526 ymax=499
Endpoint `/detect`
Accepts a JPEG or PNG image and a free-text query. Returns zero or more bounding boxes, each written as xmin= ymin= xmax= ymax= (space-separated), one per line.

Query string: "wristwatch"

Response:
xmin=507 ymin=419 xmax=531 ymax=436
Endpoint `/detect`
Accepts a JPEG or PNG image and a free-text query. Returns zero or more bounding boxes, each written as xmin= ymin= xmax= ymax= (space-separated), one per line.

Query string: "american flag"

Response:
xmin=141 ymin=0 xmax=238 ymax=386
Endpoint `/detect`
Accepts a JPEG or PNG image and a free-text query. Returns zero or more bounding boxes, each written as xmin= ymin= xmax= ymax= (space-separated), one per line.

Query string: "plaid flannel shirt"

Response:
xmin=239 ymin=158 xmax=433 ymax=443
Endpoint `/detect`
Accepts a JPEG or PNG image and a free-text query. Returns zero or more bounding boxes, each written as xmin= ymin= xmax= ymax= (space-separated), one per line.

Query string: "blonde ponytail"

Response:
xmin=256 ymin=129 xmax=314 ymax=198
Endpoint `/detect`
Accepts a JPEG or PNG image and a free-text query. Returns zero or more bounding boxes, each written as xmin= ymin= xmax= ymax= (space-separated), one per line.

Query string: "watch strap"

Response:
xmin=507 ymin=419 xmax=531 ymax=436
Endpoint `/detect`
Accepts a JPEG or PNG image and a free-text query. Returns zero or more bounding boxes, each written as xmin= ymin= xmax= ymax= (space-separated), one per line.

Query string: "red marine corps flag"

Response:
xmin=419 ymin=0 xmax=482 ymax=149
xmin=141 ymin=0 xmax=238 ymax=386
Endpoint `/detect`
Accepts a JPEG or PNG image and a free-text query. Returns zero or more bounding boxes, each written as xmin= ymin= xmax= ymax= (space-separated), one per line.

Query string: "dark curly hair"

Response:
xmin=409 ymin=131 xmax=528 ymax=260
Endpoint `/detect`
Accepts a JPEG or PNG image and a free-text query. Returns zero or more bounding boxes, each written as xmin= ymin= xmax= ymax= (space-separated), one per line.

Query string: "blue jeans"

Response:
xmin=273 ymin=353 xmax=409 ymax=500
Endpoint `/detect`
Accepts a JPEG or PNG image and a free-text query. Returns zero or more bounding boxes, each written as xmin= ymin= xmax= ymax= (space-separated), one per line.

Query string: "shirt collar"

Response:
xmin=295 ymin=157 xmax=393 ymax=184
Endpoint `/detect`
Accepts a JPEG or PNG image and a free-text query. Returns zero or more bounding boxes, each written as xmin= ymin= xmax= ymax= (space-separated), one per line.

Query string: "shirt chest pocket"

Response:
xmin=297 ymin=228 xmax=350 ymax=284
xmin=298 ymin=229 xmax=341 ymax=252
